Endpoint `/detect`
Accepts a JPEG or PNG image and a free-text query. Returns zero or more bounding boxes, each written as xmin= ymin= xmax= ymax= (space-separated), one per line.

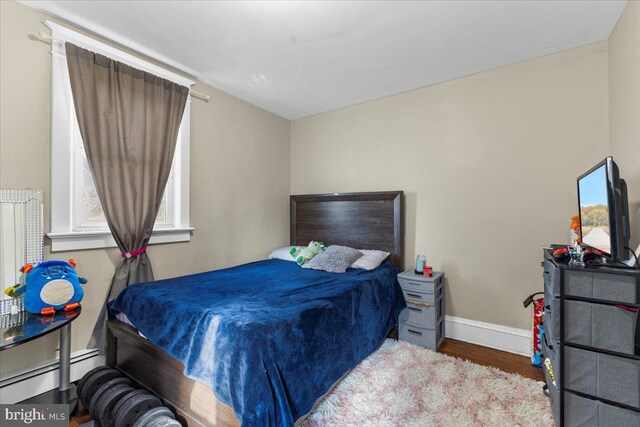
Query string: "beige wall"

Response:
xmin=291 ymin=42 xmax=610 ymax=330
xmin=0 ymin=0 xmax=635 ymax=375
xmin=609 ymin=1 xmax=640 ymax=226
xmin=0 ymin=1 xmax=290 ymax=374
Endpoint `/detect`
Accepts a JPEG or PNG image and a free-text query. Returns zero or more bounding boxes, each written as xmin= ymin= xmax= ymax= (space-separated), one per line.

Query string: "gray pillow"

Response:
xmin=302 ymin=245 xmax=363 ymax=273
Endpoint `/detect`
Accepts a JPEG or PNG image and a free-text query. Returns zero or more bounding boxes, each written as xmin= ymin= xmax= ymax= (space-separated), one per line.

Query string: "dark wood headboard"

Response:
xmin=290 ymin=191 xmax=404 ymax=269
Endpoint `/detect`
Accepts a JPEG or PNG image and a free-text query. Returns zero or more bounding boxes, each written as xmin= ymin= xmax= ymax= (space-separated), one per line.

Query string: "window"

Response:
xmin=71 ymin=121 xmax=174 ymax=230
xmin=47 ymin=21 xmax=193 ymax=251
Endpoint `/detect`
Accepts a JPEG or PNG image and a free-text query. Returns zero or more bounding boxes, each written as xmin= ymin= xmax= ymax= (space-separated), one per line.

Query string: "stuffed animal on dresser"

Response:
xmin=4 ymin=259 xmax=87 ymax=315
xmin=290 ymin=241 xmax=325 ymax=265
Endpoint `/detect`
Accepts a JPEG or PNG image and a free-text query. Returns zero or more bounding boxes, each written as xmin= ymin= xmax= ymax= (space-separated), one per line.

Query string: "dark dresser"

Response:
xmin=542 ymin=248 xmax=640 ymax=426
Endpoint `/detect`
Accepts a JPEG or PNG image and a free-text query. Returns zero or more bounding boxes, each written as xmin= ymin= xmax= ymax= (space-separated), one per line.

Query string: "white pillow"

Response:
xmin=268 ymin=246 xmax=300 ymax=261
xmin=350 ymin=249 xmax=390 ymax=270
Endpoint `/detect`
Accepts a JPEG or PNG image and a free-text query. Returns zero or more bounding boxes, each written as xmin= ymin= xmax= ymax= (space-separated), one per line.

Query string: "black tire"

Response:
xmin=131 ymin=406 xmax=175 ymax=427
xmin=79 ymin=368 xmax=123 ymax=410
xmin=94 ymin=384 xmax=135 ymax=427
xmin=88 ymin=376 xmax=133 ymax=417
xmin=77 ymin=366 xmax=111 ymax=402
xmin=113 ymin=389 xmax=162 ymax=427
xmin=146 ymin=415 xmax=182 ymax=427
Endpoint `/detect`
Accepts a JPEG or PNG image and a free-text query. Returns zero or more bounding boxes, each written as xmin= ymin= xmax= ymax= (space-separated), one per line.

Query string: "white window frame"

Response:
xmin=46 ymin=21 xmax=194 ymax=252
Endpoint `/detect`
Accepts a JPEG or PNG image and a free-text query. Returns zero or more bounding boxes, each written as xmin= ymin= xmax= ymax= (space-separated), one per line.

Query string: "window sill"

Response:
xmin=47 ymin=228 xmax=195 ymax=252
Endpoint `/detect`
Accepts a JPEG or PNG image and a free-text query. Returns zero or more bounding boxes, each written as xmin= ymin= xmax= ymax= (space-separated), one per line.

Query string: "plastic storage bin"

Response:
xmin=565 ymin=346 xmax=640 ymax=409
xmin=564 ymin=391 xmax=640 ymax=426
xmin=545 ymin=298 xmax=638 ymax=356
xmin=398 ymin=318 xmax=445 ymax=351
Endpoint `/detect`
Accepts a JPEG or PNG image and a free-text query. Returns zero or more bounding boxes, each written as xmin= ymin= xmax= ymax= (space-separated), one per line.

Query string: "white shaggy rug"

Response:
xmin=301 ymin=339 xmax=553 ymax=427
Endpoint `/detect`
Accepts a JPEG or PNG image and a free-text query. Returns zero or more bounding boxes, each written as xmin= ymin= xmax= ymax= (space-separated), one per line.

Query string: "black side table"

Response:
xmin=0 ymin=306 xmax=81 ymax=412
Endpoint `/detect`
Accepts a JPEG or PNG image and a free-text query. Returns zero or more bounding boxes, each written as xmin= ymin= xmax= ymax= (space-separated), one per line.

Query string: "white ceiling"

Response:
xmin=22 ymin=1 xmax=626 ymax=120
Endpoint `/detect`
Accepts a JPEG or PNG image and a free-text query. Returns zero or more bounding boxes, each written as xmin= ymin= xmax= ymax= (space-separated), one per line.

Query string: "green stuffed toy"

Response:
xmin=290 ymin=241 xmax=325 ymax=265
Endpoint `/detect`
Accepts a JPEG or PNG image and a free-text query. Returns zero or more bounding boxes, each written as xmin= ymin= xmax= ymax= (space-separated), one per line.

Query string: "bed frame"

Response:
xmin=290 ymin=191 xmax=404 ymax=269
xmin=106 ymin=191 xmax=404 ymax=426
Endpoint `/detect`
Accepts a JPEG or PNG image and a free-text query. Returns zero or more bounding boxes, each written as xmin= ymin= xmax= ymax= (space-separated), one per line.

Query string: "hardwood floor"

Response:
xmin=439 ymin=338 xmax=544 ymax=382
xmin=70 ymin=410 xmax=91 ymax=427
xmin=69 ymin=338 xmax=543 ymax=426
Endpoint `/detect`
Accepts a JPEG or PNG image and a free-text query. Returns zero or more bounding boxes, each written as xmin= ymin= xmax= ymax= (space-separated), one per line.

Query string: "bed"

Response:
xmin=106 ymin=191 xmax=405 ymax=426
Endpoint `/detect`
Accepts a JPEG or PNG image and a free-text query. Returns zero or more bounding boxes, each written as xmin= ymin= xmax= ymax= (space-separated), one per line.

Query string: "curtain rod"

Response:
xmin=29 ymin=31 xmax=210 ymax=103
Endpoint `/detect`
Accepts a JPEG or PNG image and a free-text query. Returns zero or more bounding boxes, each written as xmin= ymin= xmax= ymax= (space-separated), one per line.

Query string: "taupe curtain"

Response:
xmin=65 ymin=43 xmax=189 ymax=351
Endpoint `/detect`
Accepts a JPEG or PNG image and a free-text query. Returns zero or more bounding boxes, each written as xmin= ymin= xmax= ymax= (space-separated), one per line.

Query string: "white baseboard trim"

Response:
xmin=445 ymin=315 xmax=531 ymax=357
xmin=0 ymin=349 xmax=104 ymax=404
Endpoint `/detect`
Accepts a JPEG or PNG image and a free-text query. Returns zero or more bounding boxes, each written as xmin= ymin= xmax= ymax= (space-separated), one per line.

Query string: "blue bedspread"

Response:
xmin=108 ymin=259 xmax=405 ymax=426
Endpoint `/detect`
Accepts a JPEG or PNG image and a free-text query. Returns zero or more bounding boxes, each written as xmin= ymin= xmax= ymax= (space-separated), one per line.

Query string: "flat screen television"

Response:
xmin=577 ymin=156 xmax=630 ymax=263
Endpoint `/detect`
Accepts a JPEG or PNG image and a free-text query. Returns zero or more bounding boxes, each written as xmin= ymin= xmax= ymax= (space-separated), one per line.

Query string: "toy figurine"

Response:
xmin=4 ymin=259 xmax=87 ymax=315
xmin=570 ymin=214 xmax=581 ymax=246
xmin=290 ymin=241 xmax=325 ymax=265
xmin=4 ymin=264 xmax=28 ymax=298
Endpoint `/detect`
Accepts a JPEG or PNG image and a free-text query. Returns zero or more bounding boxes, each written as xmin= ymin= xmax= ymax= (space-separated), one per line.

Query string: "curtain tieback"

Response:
xmin=122 ymin=246 xmax=148 ymax=259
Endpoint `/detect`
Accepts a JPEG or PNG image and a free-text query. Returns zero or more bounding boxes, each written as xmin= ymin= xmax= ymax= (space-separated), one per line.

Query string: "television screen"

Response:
xmin=578 ymin=164 xmax=611 ymax=254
